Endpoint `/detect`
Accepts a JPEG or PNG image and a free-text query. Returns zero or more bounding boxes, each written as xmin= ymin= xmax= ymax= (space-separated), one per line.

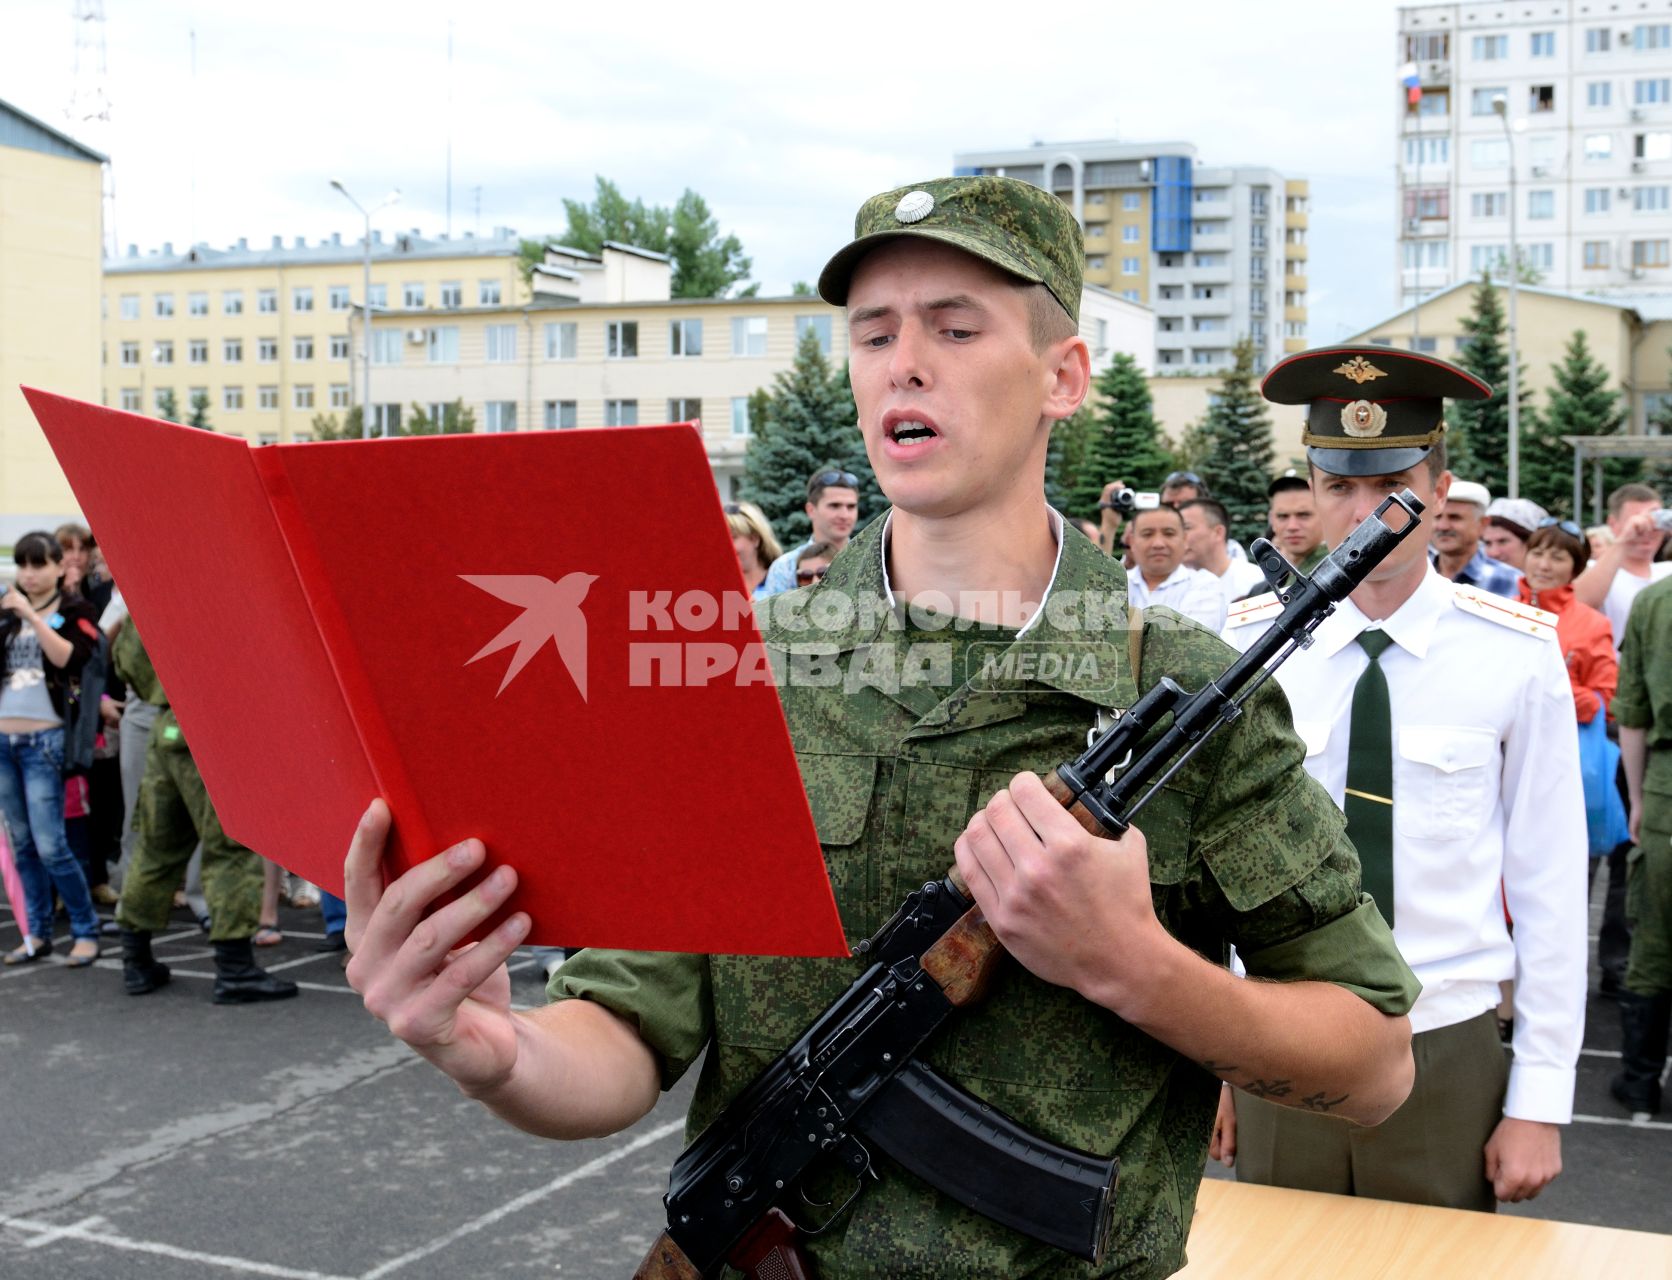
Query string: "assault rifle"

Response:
xmin=634 ymin=491 xmax=1427 ymax=1280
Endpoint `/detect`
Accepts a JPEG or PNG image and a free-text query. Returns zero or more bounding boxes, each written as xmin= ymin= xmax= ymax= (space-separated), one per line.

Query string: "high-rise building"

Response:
xmin=952 ymin=140 xmax=1308 ymax=371
xmin=1397 ymin=1 xmax=1672 ymax=306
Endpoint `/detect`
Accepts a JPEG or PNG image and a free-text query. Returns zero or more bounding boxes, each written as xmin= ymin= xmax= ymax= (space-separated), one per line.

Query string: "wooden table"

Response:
xmin=1176 ymin=1179 xmax=1672 ymax=1279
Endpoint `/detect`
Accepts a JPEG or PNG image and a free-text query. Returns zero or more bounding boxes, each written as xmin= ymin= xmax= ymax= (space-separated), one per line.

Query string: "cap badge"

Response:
xmin=1341 ymin=399 xmax=1389 ymax=438
xmin=894 ymin=191 xmax=935 ymax=224
xmin=1334 ymin=356 xmax=1388 ymax=385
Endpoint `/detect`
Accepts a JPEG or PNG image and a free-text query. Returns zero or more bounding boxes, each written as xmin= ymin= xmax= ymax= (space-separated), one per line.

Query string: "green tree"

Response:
xmin=517 ymin=237 xmax=555 ymax=287
xmin=1063 ymin=353 xmax=1173 ymax=520
xmin=559 ymin=177 xmax=755 ymax=298
xmin=310 ymin=408 xmax=365 ymax=440
xmin=1045 ymin=409 xmax=1093 ymax=513
xmin=1447 ymin=275 xmax=1537 ymax=494
xmin=187 ymin=390 xmax=212 ymax=431
xmin=1523 ymin=331 xmax=1633 ymax=517
xmin=789 ymin=281 xmax=816 ymax=297
xmin=405 ymin=399 xmax=478 ymax=435
xmin=1197 ymin=337 xmax=1277 ymax=543
xmin=1170 ymin=416 xmax=1213 ymax=476
xmin=155 ymin=388 xmax=179 ymax=423
xmin=741 ymin=329 xmax=877 ymax=543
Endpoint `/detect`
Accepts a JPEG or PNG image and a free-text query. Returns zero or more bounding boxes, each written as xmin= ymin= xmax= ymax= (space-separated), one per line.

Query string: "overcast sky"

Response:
xmin=6 ymin=0 xmax=1404 ymax=342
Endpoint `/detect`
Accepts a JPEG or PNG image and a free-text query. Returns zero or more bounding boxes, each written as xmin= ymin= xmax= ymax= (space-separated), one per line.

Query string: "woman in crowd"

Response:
xmin=724 ymin=501 xmax=782 ymax=597
xmin=1482 ymin=498 xmax=1546 ymax=572
xmin=1519 ymin=518 xmax=1617 ymax=725
xmin=1 ymin=532 xmax=104 ymax=966
xmin=55 ymin=523 xmax=114 ymax=616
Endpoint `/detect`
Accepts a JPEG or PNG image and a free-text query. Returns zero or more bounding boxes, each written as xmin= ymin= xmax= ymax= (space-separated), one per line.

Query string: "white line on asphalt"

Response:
xmin=357 ymin=1118 xmax=687 ymax=1279
xmin=1571 ymin=1112 xmax=1672 ymax=1131
xmin=0 ymin=1213 xmax=358 ymax=1280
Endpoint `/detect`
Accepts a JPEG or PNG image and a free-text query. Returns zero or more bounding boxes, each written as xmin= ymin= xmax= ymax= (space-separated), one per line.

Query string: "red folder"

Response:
xmin=25 ymin=389 xmax=845 ymax=957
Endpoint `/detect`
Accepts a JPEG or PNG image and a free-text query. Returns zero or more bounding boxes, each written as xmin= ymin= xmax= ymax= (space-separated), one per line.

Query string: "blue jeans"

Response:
xmin=0 ymin=727 xmax=99 ymax=942
xmin=319 ymin=889 xmax=347 ymax=935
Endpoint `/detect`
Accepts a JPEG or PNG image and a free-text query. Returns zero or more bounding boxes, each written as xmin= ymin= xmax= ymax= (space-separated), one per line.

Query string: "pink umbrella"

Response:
xmin=0 ymin=824 xmax=32 ymax=949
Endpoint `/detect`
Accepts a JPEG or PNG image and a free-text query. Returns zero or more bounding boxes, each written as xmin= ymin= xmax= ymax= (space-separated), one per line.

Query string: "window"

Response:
xmin=154 ymin=292 xmax=174 ymax=318
xmin=667 ymin=397 xmax=702 ymax=422
xmin=257 ymin=337 xmax=278 ymax=362
xmin=1589 ymin=82 xmax=1613 ymax=109
xmin=1192 ymin=284 xmax=1218 ymax=299
xmin=731 ymin=316 xmax=768 ymax=356
xmin=1472 ymin=34 xmax=1508 ymax=60
xmin=1470 ymin=244 xmax=1509 ymax=273
xmin=1584 ymin=240 xmax=1611 ymax=269
xmin=292 ymin=286 xmax=314 ymax=313
xmin=1585 ymin=187 xmax=1612 ymax=213
xmin=1633 ymin=238 xmax=1670 ymax=267
xmin=1586 ymin=133 xmax=1614 ymax=160
xmin=120 ymin=388 xmax=141 ymax=411
xmin=1417 ymin=89 xmax=1449 ymax=117
xmin=440 ymin=281 xmax=462 ymax=309
xmin=1122 ymin=193 xmax=1141 ymax=210
xmin=186 ymin=291 xmax=207 ymax=317
xmin=370 ymin=330 xmax=403 ymax=365
xmin=1637 ymin=79 xmax=1672 ymax=105
xmin=1088 ymin=192 xmax=1105 ymax=205
xmin=1637 ymin=131 xmax=1672 ymax=159
xmin=1529 ymin=134 xmax=1556 ymax=167
xmin=544 ymin=400 xmax=577 ymax=429
xmin=731 ymin=397 xmax=752 ymax=437
xmin=1636 ymin=185 xmax=1671 ymax=212
xmin=329 ymin=334 xmax=350 ymax=361
xmin=120 ymin=293 xmax=139 ymax=320
xmin=368 ymin=283 xmax=388 ymax=308
xmin=1193 ymin=317 xmax=1226 ymax=332
xmin=329 ymin=383 xmax=350 ymax=409
xmin=1406 ymin=32 xmax=1447 ymax=60
xmin=257 ymin=433 xmax=279 ymax=447
xmin=1402 ymin=240 xmax=1449 ymax=268
xmin=329 ymin=285 xmax=352 ymax=311
xmin=1192 ymin=350 xmax=1224 ymax=366
xmin=1524 ymin=243 xmax=1554 ymax=270
xmin=1529 ymin=84 xmax=1555 ymax=113
xmin=481 ymin=401 xmax=517 ymax=432
xmin=1122 ymin=256 xmax=1141 ymax=274
xmin=188 ymin=339 xmax=208 ymax=364
xmin=258 ymin=385 xmax=279 ymax=410
xmin=293 ymin=336 xmax=314 ymax=361
xmin=294 ymin=384 xmax=315 ymax=410
xmin=545 ymin=321 xmax=577 ymax=359
xmin=1404 ymin=136 xmax=1449 ymax=165
xmin=427 ymin=326 xmax=459 ymax=362
xmin=1471 ymin=138 xmax=1510 ymax=168
xmin=1471 ymin=86 xmax=1506 ymax=116
xmin=478 ymin=279 xmax=502 ymax=305
xmin=605 ymin=320 xmax=637 ymax=359
xmin=223 ymin=385 xmax=244 ymax=411
xmin=1088 ymin=256 xmax=1107 ymax=270
xmin=372 ymin=404 xmax=401 ymax=434
xmin=120 ymin=341 xmax=139 ymax=365
xmin=485 ymin=324 xmax=518 ymax=362
xmin=153 ymin=340 xmax=174 ymax=365
xmin=1121 ymin=289 xmax=1141 ymax=302
xmin=1404 ymin=187 xmax=1449 ymax=220
xmin=1635 ymin=24 xmax=1671 ymax=51
xmin=1586 ymin=27 xmax=1611 ymax=53
xmin=670 ymin=318 xmax=703 ymax=357
xmin=257 ymin=288 xmax=277 ymax=314
xmin=604 ymin=399 xmax=638 ymax=426
xmin=1528 ymin=190 xmax=1555 ymax=219
xmin=795 ymin=314 xmax=832 ymax=354
xmin=403 ymin=282 xmax=425 ymax=308
xmin=187 ymin=386 xmax=208 ymax=413
xmin=1122 ymin=225 xmax=1141 ymax=243
xmin=425 ymin=402 xmax=450 ymax=427
xmin=1471 ymin=191 xmax=1507 ymax=217
xmin=1530 ymin=31 xmax=1555 ymax=58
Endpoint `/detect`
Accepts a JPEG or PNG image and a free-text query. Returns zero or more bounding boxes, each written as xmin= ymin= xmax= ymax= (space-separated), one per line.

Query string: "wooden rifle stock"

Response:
xmin=632 ymin=1230 xmax=702 ymax=1280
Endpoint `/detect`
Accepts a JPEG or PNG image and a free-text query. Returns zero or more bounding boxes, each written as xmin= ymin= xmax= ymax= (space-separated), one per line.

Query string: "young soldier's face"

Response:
xmin=845 ymin=239 xmax=1084 ymax=520
xmin=1312 ymin=463 xmax=1448 ymax=585
xmin=1268 ymin=490 xmax=1321 ymax=558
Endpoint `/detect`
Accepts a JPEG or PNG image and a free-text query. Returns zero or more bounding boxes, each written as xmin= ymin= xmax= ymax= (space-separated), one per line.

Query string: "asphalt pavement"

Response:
xmin=2 ymin=891 xmax=1668 ymax=1279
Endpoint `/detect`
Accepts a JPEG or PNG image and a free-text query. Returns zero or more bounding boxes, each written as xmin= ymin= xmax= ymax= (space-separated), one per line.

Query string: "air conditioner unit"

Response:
xmin=1620 ymin=30 xmax=1634 ymax=46
xmin=1632 ymin=160 xmax=1647 ymax=173
xmin=1531 ymin=165 xmax=1548 ymax=177
xmin=1425 ymin=60 xmax=1447 ymax=80
xmin=1405 ymin=217 xmax=1422 ymax=234
xmin=1631 ymin=108 xmax=1646 ymax=123
xmin=405 ymin=328 xmax=427 ymax=344
xmin=1620 ymin=187 xmax=1635 ymax=198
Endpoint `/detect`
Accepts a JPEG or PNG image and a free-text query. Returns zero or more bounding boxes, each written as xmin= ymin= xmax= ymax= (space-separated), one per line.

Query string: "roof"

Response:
xmin=1349 ymin=278 xmax=1653 ymax=339
xmin=104 ymin=229 xmax=523 ymax=275
xmin=0 ymin=96 xmax=106 ymax=164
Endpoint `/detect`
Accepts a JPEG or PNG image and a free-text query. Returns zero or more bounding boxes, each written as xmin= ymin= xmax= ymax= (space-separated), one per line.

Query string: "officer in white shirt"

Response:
xmin=1213 ymin=345 xmax=1586 ymax=1212
xmin=1123 ymin=503 xmax=1227 ymax=631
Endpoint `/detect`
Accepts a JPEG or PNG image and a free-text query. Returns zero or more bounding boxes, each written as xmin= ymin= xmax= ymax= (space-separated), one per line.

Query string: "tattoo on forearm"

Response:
xmin=1298 ymin=1090 xmax=1351 ymax=1113
xmin=1198 ymin=1062 xmax=1351 ymax=1113
xmin=1240 ymin=1078 xmax=1294 ymax=1101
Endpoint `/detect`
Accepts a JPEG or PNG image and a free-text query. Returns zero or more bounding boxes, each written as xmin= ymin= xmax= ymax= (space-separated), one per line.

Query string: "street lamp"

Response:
xmin=329 ymin=179 xmax=401 ymax=438
xmin=1491 ymin=97 xmax=1522 ymax=497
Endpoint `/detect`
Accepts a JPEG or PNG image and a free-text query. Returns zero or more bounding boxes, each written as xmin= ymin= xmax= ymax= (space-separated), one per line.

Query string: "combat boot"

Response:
xmin=211 ymin=937 xmax=299 ymax=1005
xmin=120 ymin=928 xmax=171 ymax=995
xmin=1610 ymin=990 xmax=1670 ymax=1115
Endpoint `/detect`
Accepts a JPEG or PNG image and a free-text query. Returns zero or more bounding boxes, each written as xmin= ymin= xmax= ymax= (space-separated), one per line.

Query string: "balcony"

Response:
xmin=1284 ymin=273 xmax=1308 ymax=291
xmin=1284 ymin=242 xmax=1309 ymax=262
xmin=1284 ymin=305 xmax=1307 ymax=324
xmin=1286 ymin=211 xmax=1308 ymax=230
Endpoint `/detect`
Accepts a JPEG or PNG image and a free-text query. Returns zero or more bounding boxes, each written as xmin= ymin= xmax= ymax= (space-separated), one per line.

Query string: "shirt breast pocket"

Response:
xmin=1394 ymin=725 xmax=1498 ymax=841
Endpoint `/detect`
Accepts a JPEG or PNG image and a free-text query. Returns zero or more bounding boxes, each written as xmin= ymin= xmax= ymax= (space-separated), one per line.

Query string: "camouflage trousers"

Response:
xmin=1626 ymin=795 xmax=1672 ymax=994
xmin=115 ymin=712 xmax=263 ymax=942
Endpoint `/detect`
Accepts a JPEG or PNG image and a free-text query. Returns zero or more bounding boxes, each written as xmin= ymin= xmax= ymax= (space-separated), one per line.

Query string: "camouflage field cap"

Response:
xmin=817 ymin=176 xmax=1084 ymax=325
xmin=1262 ymin=343 xmax=1491 ymax=477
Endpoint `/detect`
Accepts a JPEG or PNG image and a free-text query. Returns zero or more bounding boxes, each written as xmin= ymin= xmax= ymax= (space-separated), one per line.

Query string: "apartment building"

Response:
xmin=952 ymin=139 xmax=1308 ymax=371
xmin=1397 ymin=1 xmax=1672 ymax=306
xmin=1 ymin=98 xmax=104 ymax=541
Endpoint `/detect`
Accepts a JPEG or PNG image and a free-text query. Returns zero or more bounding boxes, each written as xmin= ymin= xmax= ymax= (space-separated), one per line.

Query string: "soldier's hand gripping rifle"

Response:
xmin=633 ymin=491 xmax=1427 ymax=1280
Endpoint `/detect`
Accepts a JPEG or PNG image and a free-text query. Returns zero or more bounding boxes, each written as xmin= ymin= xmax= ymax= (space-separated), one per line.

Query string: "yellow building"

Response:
xmin=1 ymin=98 xmax=105 ymax=542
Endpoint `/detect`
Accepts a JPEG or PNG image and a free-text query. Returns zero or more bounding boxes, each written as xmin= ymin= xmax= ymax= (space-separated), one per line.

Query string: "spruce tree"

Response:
xmin=1064 ymin=353 xmax=1173 ymax=520
xmin=1197 ymin=337 xmax=1277 ymax=543
xmin=1523 ymin=331 xmax=1632 ymax=517
xmin=155 ymin=388 xmax=180 ymax=423
xmin=1045 ymin=409 xmax=1092 ymax=513
xmin=1448 ymin=275 xmax=1537 ymax=495
xmin=187 ymin=390 xmax=212 ymax=431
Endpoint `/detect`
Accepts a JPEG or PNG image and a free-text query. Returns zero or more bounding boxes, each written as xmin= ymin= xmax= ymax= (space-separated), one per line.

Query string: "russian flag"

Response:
xmin=1401 ymin=61 xmax=1422 ymax=108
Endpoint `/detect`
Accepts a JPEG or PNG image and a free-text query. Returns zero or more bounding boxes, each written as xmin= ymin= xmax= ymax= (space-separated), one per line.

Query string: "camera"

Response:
xmin=1099 ymin=490 xmax=1161 ymax=515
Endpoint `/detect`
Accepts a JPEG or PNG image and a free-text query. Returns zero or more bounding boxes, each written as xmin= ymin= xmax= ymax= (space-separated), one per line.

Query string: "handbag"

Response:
xmin=1578 ymin=708 xmax=1631 ymax=857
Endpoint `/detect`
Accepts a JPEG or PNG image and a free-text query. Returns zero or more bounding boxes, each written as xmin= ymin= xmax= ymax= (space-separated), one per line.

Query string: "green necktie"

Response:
xmin=1345 ymin=629 xmax=1396 ymax=928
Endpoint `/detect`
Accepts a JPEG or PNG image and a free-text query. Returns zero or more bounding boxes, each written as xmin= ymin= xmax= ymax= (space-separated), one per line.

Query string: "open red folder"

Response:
xmin=25 ymin=389 xmax=846 ymax=957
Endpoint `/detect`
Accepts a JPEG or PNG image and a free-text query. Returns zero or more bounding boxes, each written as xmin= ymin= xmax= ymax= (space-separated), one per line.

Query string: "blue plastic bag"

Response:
xmin=1579 ymin=710 xmax=1631 ymax=857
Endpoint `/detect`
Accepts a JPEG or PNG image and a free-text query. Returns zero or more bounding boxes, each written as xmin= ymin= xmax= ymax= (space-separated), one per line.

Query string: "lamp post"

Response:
xmin=1491 ymin=97 xmax=1521 ymax=497
xmin=329 ymin=179 xmax=401 ymax=438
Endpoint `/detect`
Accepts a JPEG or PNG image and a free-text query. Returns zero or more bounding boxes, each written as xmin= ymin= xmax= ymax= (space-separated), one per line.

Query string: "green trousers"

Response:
xmin=1233 ymin=1010 xmax=1509 ymax=1213
xmin=1625 ymin=798 xmax=1672 ymax=995
xmin=115 ymin=711 xmax=263 ymax=942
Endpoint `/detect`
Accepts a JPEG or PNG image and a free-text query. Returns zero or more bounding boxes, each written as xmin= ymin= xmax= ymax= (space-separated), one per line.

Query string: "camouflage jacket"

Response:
xmin=552 ymin=515 xmax=1416 ymax=1279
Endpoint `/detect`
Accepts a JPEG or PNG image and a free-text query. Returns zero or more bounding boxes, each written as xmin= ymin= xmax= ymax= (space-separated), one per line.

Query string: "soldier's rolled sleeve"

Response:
xmin=547 ymin=949 xmax=712 ymax=1091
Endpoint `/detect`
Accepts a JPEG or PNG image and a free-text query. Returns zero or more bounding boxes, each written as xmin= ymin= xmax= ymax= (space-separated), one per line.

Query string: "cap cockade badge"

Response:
xmin=1334 ymin=356 xmax=1388 ymax=385
xmin=1341 ymin=399 xmax=1389 ymax=438
xmin=894 ymin=190 xmax=935 ymax=224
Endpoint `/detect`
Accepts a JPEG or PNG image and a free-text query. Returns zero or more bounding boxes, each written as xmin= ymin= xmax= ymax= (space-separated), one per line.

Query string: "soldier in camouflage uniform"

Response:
xmin=1611 ymin=574 xmax=1672 ymax=1114
xmin=113 ymin=621 xmax=296 ymax=1004
xmin=341 ymin=176 xmax=1418 ymax=1278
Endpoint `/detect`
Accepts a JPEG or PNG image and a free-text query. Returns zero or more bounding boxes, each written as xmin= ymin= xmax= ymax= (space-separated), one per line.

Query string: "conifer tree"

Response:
xmin=1448 ymin=275 xmax=1537 ymax=495
xmin=1063 ymin=353 xmax=1173 ymax=520
xmin=1045 ymin=410 xmax=1092 ymax=513
xmin=155 ymin=388 xmax=179 ymax=423
xmin=1523 ymin=331 xmax=1632 ymax=516
xmin=1197 ymin=337 xmax=1276 ymax=543
xmin=187 ymin=390 xmax=212 ymax=431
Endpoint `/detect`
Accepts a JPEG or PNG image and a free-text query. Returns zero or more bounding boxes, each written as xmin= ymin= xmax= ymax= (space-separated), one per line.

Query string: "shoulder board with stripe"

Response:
xmin=1451 ymin=585 xmax=1557 ymax=639
xmin=1226 ymin=592 xmax=1282 ymax=629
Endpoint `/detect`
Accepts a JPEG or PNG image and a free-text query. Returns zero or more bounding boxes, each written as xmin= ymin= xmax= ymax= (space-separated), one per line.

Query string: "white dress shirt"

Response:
xmin=1224 ymin=567 xmax=1586 ymax=1124
xmin=1214 ymin=558 xmax=1269 ymax=607
xmin=1127 ymin=563 xmax=1227 ymax=632
xmin=1602 ymin=561 xmax=1672 ymax=652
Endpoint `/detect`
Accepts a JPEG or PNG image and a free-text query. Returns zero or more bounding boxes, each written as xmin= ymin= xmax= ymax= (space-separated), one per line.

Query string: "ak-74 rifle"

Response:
xmin=633 ymin=490 xmax=1427 ymax=1280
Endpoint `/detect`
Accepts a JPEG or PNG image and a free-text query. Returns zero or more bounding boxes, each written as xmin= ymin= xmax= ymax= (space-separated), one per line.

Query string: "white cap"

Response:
xmin=1485 ymin=497 xmax=1548 ymax=535
xmin=1447 ymin=480 xmax=1492 ymax=510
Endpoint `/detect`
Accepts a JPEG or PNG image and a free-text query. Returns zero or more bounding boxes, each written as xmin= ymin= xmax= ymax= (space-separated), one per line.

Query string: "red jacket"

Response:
xmin=1518 ymin=579 xmax=1616 ymax=723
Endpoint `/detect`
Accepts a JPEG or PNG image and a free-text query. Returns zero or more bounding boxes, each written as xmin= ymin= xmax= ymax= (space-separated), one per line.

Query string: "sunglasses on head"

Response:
xmin=1163 ymin=471 xmax=1203 ymax=489
xmin=812 ymin=470 xmax=859 ymax=490
xmin=1538 ymin=517 xmax=1584 ymax=538
xmin=722 ymin=503 xmax=743 ymax=515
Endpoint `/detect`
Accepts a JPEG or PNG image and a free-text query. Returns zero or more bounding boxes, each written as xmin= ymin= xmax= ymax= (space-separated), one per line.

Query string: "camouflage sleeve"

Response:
xmin=546 ymin=949 xmax=713 ymax=1091
xmin=1610 ymin=596 xmax=1653 ymax=729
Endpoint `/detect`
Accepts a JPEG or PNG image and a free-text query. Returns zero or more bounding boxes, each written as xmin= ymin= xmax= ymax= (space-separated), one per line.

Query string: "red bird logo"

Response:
xmin=460 ymin=572 xmax=599 ymax=699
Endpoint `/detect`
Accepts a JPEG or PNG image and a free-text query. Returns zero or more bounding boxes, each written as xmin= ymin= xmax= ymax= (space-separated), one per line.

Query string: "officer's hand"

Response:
xmin=344 ymin=800 xmax=531 ymax=1095
xmin=953 ymin=771 xmax=1164 ymax=1001
xmin=1209 ymin=1083 xmax=1237 ymax=1166
xmin=1483 ymin=1116 xmax=1562 ymax=1202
